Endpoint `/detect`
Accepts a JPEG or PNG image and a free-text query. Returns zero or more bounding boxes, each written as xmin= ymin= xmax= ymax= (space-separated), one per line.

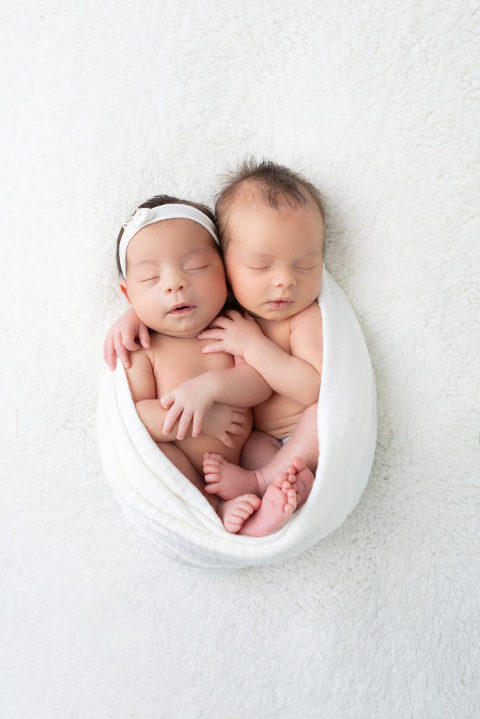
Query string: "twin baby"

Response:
xmin=104 ymin=160 xmax=324 ymax=537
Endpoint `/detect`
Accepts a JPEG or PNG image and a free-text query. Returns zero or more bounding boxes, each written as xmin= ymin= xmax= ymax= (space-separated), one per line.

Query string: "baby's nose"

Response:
xmin=274 ymin=269 xmax=296 ymax=288
xmin=163 ymin=272 xmax=186 ymax=292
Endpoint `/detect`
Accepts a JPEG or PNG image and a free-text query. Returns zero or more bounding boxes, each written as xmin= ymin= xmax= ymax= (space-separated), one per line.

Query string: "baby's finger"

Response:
xmin=201 ymin=342 xmax=225 ymax=354
xmin=104 ymin=337 xmax=116 ymax=370
xmin=219 ymin=433 xmax=235 ymax=449
xmin=114 ymin=333 xmax=131 ymax=368
xmin=225 ymin=309 xmax=242 ymax=320
xmin=191 ymin=411 xmax=205 ymax=438
xmin=207 ymin=316 xmax=231 ymax=329
xmin=177 ymin=408 xmax=193 ymax=440
xmin=197 ymin=329 xmax=224 ymax=341
xmin=163 ymin=403 xmax=183 ymax=435
xmin=226 ymin=424 xmax=244 ymax=436
xmin=103 ymin=335 xmax=110 ymax=364
xmin=160 ymin=392 xmax=174 ymax=409
xmin=138 ymin=323 xmax=150 ymax=348
xmin=122 ymin=335 xmax=142 ymax=351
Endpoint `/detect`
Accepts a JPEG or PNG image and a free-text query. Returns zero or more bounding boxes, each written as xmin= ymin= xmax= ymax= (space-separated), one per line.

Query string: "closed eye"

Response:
xmin=295 ymin=265 xmax=316 ymax=271
xmin=247 ymin=266 xmax=270 ymax=271
xmin=185 ymin=265 xmax=209 ymax=271
xmin=140 ymin=276 xmax=159 ymax=283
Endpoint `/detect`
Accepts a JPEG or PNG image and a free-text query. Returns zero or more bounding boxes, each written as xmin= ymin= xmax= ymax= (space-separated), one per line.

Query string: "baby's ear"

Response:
xmin=119 ymin=279 xmax=132 ymax=304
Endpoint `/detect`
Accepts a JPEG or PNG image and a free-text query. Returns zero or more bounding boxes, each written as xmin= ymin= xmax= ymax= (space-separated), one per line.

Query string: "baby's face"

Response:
xmin=120 ymin=219 xmax=227 ymax=338
xmin=223 ymin=197 xmax=324 ymax=321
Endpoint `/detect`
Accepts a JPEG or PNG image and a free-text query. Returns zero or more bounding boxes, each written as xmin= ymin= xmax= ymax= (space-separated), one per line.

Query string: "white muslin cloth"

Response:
xmin=96 ymin=267 xmax=377 ymax=570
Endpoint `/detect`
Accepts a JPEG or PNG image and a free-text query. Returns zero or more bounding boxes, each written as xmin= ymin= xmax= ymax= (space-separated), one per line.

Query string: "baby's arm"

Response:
xmin=198 ymin=306 xmax=322 ymax=405
xmin=103 ymin=308 xmax=150 ymax=370
xmin=125 ymin=348 xmax=181 ymax=441
xmin=161 ymin=361 xmax=272 ymax=438
xmin=126 ymin=350 xmax=248 ymax=447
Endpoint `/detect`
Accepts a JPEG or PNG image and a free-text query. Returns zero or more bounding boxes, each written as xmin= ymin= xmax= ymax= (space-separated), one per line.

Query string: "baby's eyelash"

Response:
xmin=140 ymin=276 xmax=159 ymax=283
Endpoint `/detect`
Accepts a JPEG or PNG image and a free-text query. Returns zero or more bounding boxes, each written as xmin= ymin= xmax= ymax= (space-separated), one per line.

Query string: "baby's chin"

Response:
xmin=146 ymin=315 xmax=216 ymax=339
xmin=149 ymin=324 xmax=205 ymax=340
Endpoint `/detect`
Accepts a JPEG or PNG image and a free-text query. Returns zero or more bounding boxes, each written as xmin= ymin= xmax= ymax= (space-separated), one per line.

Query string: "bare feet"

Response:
xmin=203 ymin=452 xmax=264 ymax=500
xmin=285 ymin=456 xmax=315 ymax=508
xmin=218 ymin=494 xmax=261 ymax=534
xmin=238 ymin=473 xmax=297 ymax=537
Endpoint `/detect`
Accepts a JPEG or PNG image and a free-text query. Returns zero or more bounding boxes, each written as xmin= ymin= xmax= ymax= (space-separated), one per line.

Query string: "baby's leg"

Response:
xmin=240 ymin=430 xmax=282 ymax=470
xmin=157 ymin=443 xmax=260 ymax=532
xmin=203 ymin=403 xmax=318 ymax=507
xmin=157 ymin=442 xmax=216 ymax=507
xmin=253 ymin=403 xmax=318 ymax=506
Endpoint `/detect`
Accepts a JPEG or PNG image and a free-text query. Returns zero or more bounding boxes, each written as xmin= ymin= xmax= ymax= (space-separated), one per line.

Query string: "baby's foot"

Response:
xmin=238 ymin=473 xmax=297 ymax=537
xmin=218 ymin=494 xmax=262 ymax=534
xmin=203 ymin=452 xmax=262 ymax=500
xmin=285 ymin=456 xmax=315 ymax=508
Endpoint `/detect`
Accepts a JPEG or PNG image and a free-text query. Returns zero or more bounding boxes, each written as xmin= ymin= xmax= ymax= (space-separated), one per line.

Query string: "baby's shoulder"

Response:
xmin=289 ymin=301 xmax=323 ymax=366
xmin=290 ymin=301 xmax=322 ymax=335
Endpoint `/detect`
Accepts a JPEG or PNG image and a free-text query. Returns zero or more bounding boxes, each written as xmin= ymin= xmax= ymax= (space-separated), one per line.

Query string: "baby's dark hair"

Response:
xmin=215 ymin=159 xmax=326 ymax=255
xmin=115 ymin=194 xmax=218 ymax=276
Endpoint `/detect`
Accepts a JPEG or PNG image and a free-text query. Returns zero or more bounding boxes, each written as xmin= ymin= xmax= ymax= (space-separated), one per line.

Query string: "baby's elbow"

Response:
xmin=260 ymin=384 xmax=274 ymax=402
xmin=300 ymin=375 xmax=322 ymax=405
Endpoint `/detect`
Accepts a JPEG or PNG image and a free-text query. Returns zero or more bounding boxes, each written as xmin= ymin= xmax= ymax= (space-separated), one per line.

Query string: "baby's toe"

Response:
xmin=205 ymin=483 xmax=221 ymax=494
xmin=272 ymin=472 xmax=288 ymax=489
xmin=291 ymin=456 xmax=307 ymax=472
xmin=204 ymin=470 xmax=220 ymax=482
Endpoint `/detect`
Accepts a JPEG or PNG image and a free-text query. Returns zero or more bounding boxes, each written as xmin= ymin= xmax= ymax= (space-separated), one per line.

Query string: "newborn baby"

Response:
xmin=115 ymin=195 xmax=299 ymax=536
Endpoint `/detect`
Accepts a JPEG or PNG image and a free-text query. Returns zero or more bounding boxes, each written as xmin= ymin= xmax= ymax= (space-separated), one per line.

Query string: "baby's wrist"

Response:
xmin=203 ymin=371 xmax=222 ymax=403
xmin=243 ymin=334 xmax=269 ymax=367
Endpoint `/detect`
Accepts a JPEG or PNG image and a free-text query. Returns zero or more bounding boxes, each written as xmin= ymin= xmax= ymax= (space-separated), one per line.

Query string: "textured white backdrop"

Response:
xmin=2 ymin=1 xmax=479 ymax=717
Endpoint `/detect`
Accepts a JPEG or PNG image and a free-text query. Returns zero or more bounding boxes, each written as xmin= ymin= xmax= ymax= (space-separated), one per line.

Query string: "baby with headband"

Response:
xmin=105 ymin=160 xmax=323 ymax=514
xmin=113 ymin=194 xmax=299 ymax=536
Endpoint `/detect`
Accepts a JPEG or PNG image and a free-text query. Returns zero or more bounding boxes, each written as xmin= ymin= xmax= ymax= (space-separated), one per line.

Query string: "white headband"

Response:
xmin=119 ymin=203 xmax=219 ymax=278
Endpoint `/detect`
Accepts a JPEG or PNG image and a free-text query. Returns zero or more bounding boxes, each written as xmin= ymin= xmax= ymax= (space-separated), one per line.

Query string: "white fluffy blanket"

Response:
xmin=3 ymin=1 xmax=478 ymax=717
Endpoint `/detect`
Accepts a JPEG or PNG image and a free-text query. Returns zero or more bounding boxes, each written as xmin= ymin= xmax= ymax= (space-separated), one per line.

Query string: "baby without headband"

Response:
xmin=119 ymin=203 xmax=219 ymax=278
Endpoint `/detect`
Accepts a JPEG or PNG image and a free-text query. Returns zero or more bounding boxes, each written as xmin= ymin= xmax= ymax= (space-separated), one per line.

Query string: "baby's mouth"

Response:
xmin=168 ymin=303 xmax=195 ymax=315
xmin=266 ymin=298 xmax=293 ymax=310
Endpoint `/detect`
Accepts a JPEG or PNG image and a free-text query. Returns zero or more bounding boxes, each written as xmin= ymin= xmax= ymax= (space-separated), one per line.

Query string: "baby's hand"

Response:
xmin=160 ymin=374 xmax=217 ymax=440
xmin=202 ymin=405 xmax=250 ymax=449
xmin=197 ymin=310 xmax=263 ymax=358
xmin=103 ymin=308 xmax=150 ymax=370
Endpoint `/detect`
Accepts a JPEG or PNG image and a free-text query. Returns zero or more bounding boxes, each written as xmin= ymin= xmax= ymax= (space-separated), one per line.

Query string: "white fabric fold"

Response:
xmin=96 ymin=267 xmax=377 ymax=570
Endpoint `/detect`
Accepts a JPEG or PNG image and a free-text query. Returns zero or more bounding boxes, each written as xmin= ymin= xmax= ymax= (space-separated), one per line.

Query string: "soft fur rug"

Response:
xmin=2 ymin=1 xmax=478 ymax=717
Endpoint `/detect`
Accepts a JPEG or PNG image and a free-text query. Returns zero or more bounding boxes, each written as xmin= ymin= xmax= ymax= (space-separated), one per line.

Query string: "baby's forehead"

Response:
xmin=227 ymin=186 xmax=323 ymax=233
xmin=126 ymin=226 xmax=219 ymax=273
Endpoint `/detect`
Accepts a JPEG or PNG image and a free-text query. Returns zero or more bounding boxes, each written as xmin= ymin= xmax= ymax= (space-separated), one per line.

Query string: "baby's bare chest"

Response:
xmin=149 ymin=336 xmax=234 ymax=395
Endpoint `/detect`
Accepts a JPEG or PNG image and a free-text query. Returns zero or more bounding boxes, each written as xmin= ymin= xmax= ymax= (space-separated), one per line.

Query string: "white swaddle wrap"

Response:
xmin=96 ymin=267 xmax=377 ymax=570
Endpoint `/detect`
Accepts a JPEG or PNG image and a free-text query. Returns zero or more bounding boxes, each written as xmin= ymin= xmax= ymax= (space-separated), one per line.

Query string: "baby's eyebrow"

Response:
xmin=246 ymin=251 xmax=273 ymax=259
xmin=130 ymin=248 xmax=212 ymax=269
xmin=130 ymin=259 xmax=157 ymax=269
xmin=182 ymin=248 xmax=211 ymax=257
xmin=299 ymin=250 xmax=322 ymax=258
